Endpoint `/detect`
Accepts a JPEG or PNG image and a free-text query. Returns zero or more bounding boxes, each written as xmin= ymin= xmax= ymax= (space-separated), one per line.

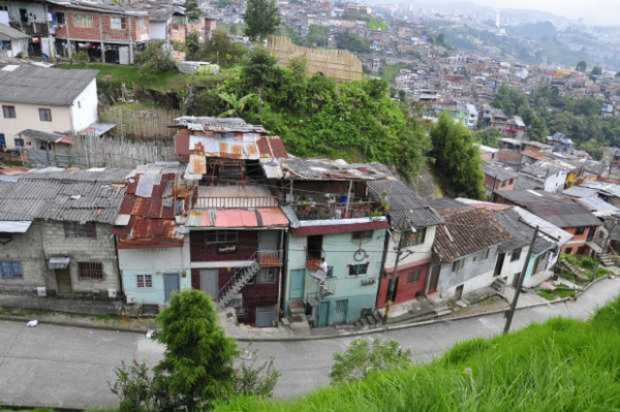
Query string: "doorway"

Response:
xmin=289 ymin=269 xmax=305 ymax=300
xmin=317 ymin=301 xmax=330 ymax=327
xmin=164 ymin=273 xmax=180 ymax=302
xmin=199 ymin=269 xmax=219 ymax=300
xmin=307 ymin=235 xmax=323 ymax=260
xmin=455 ymin=284 xmax=464 ymax=300
xmin=387 ymin=276 xmax=399 ymax=302
xmin=55 ymin=268 xmax=72 ymax=295
xmin=494 ymin=253 xmax=505 ymax=276
xmin=333 ymin=299 xmax=348 ymax=324
xmin=427 ymin=265 xmax=440 ymax=293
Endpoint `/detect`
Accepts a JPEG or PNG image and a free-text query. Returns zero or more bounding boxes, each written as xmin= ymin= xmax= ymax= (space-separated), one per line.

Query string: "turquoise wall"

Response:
xmin=284 ymin=228 xmax=386 ymax=326
xmin=122 ymin=271 xmax=191 ymax=305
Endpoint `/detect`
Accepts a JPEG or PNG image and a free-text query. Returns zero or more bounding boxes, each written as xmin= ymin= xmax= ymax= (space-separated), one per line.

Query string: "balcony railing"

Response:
xmin=196 ymin=196 xmax=279 ymax=209
xmin=257 ymin=250 xmax=283 ymax=267
xmin=294 ymin=200 xmax=379 ymax=220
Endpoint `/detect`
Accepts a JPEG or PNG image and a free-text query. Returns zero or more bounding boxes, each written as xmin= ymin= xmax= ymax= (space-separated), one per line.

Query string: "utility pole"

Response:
xmin=384 ymin=226 xmax=406 ymax=320
xmin=504 ymin=225 xmax=539 ymax=334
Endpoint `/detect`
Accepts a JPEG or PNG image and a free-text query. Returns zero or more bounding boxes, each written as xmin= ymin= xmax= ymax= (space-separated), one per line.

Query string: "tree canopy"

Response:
xmin=243 ymin=0 xmax=281 ymax=41
xmin=576 ymin=60 xmax=587 ymax=72
xmin=430 ymin=113 xmax=485 ymax=199
xmin=185 ymin=0 xmax=202 ymax=22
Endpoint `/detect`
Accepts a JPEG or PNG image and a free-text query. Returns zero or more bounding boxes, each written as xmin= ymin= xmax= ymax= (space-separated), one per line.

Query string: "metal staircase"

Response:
xmin=217 ymin=259 xmax=260 ymax=308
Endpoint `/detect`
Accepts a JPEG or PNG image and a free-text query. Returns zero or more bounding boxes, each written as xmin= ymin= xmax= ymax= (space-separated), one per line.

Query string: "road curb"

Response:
xmin=1 ymin=276 xmax=616 ymax=341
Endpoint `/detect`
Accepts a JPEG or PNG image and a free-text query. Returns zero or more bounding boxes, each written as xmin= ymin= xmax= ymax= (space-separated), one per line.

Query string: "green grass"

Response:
xmin=58 ymin=63 xmax=188 ymax=92
xmin=537 ymin=288 xmax=577 ymax=301
xmin=215 ymin=296 xmax=620 ymax=412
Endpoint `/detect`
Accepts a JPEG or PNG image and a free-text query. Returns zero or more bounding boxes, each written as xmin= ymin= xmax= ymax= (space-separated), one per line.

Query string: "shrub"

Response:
xmin=135 ymin=42 xmax=177 ymax=73
xmin=73 ymin=50 xmax=90 ymax=64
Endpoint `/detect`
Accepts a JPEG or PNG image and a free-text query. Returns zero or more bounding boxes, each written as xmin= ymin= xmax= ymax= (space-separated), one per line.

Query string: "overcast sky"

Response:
xmin=473 ymin=0 xmax=620 ymax=26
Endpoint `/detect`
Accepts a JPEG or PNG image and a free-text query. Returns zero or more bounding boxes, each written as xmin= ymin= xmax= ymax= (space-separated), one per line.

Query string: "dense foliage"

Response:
xmin=492 ymin=84 xmax=620 ymax=152
xmin=335 ymin=31 xmax=371 ymax=53
xmin=111 ymin=290 xmax=279 ymax=411
xmin=135 ymin=42 xmax=177 ymax=74
xmin=430 ymin=113 xmax=485 ymax=199
xmin=190 ymin=49 xmax=430 ymax=179
xmin=473 ymin=127 xmax=502 ymax=147
xmin=184 ymin=0 xmax=201 ymax=22
xmin=330 ymin=339 xmax=412 ymax=384
xmin=188 ymin=30 xmax=248 ymax=67
xmin=243 ymin=0 xmax=281 ymax=41
xmin=216 ymin=296 xmax=620 ymax=412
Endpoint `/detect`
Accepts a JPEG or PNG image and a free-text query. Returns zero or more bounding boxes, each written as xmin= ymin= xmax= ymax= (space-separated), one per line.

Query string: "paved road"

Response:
xmin=1 ymin=277 xmax=618 ymax=409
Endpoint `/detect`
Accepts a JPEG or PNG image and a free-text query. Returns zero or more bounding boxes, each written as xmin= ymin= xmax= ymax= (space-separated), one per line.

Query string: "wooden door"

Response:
xmin=55 ymin=269 xmax=72 ymax=295
xmin=199 ymin=269 xmax=219 ymax=300
xmin=289 ymin=269 xmax=305 ymax=300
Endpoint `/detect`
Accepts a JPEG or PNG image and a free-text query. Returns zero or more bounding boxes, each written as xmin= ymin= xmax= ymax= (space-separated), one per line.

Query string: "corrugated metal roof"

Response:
xmin=281 ymin=158 xmax=391 ymax=181
xmin=0 ymin=220 xmax=32 ymax=233
xmin=0 ymin=65 xmax=97 ymax=106
xmin=0 ymin=23 xmax=29 ymax=39
xmin=0 ymin=169 xmax=127 ymax=224
xmin=186 ymin=208 xmax=288 ymax=228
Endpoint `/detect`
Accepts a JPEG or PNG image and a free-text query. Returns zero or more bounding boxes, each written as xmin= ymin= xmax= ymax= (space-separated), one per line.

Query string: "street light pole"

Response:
xmin=504 ymin=225 xmax=539 ymax=335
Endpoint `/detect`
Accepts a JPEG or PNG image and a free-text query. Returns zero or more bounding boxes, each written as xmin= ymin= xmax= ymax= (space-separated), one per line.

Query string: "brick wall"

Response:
xmin=53 ymin=8 xmax=149 ymax=43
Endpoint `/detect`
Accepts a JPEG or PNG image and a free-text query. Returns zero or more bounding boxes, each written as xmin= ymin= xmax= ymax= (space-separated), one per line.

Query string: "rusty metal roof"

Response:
xmin=186 ymin=208 xmax=288 ymax=228
xmin=280 ymin=158 xmax=391 ymax=181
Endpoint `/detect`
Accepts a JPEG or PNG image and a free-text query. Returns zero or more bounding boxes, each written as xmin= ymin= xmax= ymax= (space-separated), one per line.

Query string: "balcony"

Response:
xmin=257 ymin=250 xmax=283 ymax=267
xmin=294 ymin=200 xmax=381 ymax=221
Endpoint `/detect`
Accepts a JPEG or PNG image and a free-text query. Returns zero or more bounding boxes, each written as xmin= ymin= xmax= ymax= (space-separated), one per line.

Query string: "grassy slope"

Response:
xmin=57 ymin=63 xmax=188 ymax=92
xmin=216 ymin=297 xmax=620 ymax=412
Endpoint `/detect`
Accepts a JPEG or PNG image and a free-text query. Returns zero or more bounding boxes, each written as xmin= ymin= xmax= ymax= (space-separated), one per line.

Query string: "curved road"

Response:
xmin=0 ymin=277 xmax=618 ymax=409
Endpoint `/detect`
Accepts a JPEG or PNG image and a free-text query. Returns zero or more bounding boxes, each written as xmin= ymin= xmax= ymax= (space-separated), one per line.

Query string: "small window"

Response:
xmin=63 ymin=222 xmax=97 ymax=239
xmin=204 ymin=231 xmax=238 ymax=244
xmin=0 ymin=261 xmax=23 ymax=279
xmin=565 ymin=247 xmax=573 ymax=255
xmin=2 ymin=105 xmax=16 ymax=119
xmin=136 ymin=274 xmax=153 ymax=288
xmin=352 ymin=230 xmax=373 ymax=241
xmin=407 ymin=269 xmax=421 ymax=283
xmin=402 ymin=227 xmax=427 ymax=247
xmin=55 ymin=12 xmax=65 ymax=25
xmin=74 ymin=14 xmax=94 ymax=28
xmin=110 ymin=16 xmax=127 ymax=30
xmin=78 ymin=262 xmax=104 ymax=280
xmin=0 ymin=40 xmax=11 ymax=51
xmin=256 ymin=268 xmax=277 ymax=284
xmin=452 ymin=259 xmax=464 ymax=272
xmin=511 ymin=248 xmax=522 ymax=262
xmin=348 ymin=263 xmax=369 ymax=276
xmin=14 ymin=138 xmax=24 ymax=148
xmin=39 ymin=108 xmax=52 ymax=122
xmin=575 ymin=227 xmax=586 ymax=235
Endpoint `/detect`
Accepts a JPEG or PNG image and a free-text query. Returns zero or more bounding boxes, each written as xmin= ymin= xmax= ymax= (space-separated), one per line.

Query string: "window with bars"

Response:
xmin=256 ymin=268 xmax=277 ymax=284
xmin=351 ymin=230 xmax=373 ymax=241
xmin=136 ymin=274 xmax=153 ymax=288
xmin=63 ymin=222 xmax=97 ymax=239
xmin=348 ymin=262 xmax=369 ymax=276
xmin=78 ymin=262 xmax=104 ymax=280
xmin=402 ymin=227 xmax=427 ymax=247
xmin=407 ymin=269 xmax=421 ymax=283
xmin=74 ymin=14 xmax=94 ymax=28
xmin=0 ymin=261 xmax=23 ymax=279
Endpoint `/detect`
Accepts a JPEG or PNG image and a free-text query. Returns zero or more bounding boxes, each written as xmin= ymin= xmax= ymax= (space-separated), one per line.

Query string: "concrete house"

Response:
xmin=0 ymin=168 xmax=126 ymax=298
xmin=175 ymin=116 xmax=290 ymax=327
xmin=495 ymin=190 xmax=602 ymax=256
xmin=516 ymin=160 xmax=568 ymax=193
xmin=431 ymin=207 xmax=512 ymax=300
xmin=367 ymin=178 xmax=442 ymax=316
xmin=0 ymin=64 xmax=98 ymax=149
xmin=0 ymin=23 xmax=29 ymax=58
xmin=280 ymin=158 xmax=390 ymax=327
xmin=113 ymin=163 xmax=193 ymax=307
xmin=0 ymin=0 xmax=54 ymax=57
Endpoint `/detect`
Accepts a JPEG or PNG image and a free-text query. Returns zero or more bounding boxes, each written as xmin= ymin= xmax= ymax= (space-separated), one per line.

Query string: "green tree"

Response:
xmin=185 ymin=0 xmax=202 ymax=22
xmin=218 ymin=92 xmax=262 ymax=117
xmin=154 ymin=290 xmax=237 ymax=410
xmin=185 ymin=31 xmax=201 ymax=60
xmin=580 ymin=139 xmax=604 ymax=160
xmin=243 ymin=0 xmax=281 ymax=41
xmin=199 ymin=30 xmax=247 ymax=66
xmin=305 ymin=24 xmax=329 ymax=47
xmin=576 ymin=60 xmax=587 ymax=72
xmin=330 ymin=338 xmax=412 ymax=384
xmin=431 ymin=113 xmax=485 ymax=199
xmin=335 ymin=31 xmax=370 ymax=53
xmin=135 ymin=41 xmax=177 ymax=73
xmin=591 ymin=66 xmax=603 ymax=76
xmin=474 ymin=128 xmax=502 ymax=147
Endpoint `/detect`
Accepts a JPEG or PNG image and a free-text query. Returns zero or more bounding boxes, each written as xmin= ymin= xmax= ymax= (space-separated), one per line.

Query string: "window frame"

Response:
xmin=0 ymin=260 xmax=23 ymax=279
xmin=407 ymin=268 xmax=421 ymax=283
xmin=452 ymin=259 xmax=464 ymax=273
xmin=2 ymin=105 xmax=16 ymax=119
xmin=38 ymin=108 xmax=52 ymax=122
xmin=136 ymin=274 xmax=153 ymax=288
xmin=74 ymin=14 xmax=94 ymax=28
xmin=402 ymin=227 xmax=427 ymax=247
xmin=110 ymin=16 xmax=127 ymax=30
xmin=511 ymin=248 xmax=522 ymax=262
xmin=256 ymin=268 xmax=277 ymax=284
xmin=78 ymin=261 xmax=104 ymax=281
xmin=348 ymin=262 xmax=369 ymax=276
xmin=204 ymin=230 xmax=239 ymax=245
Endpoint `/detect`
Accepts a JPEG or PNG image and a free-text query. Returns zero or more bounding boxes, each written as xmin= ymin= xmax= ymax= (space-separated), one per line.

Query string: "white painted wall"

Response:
xmin=0 ymin=102 xmax=72 ymax=148
xmin=543 ymin=170 xmax=567 ymax=192
xmin=499 ymin=245 xmax=530 ymax=285
xmin=69 ymin=78 xmax=98 ymax=132
xmin=384 ymin=225 xmax=436 ymax=271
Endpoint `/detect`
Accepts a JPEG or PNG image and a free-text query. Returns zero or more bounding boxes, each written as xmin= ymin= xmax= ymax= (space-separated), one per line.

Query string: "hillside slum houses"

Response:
xmin=0 ymin=117 xmax=613 ymax=328
xmin=0 ymin=0 xmax=215 ymax=63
